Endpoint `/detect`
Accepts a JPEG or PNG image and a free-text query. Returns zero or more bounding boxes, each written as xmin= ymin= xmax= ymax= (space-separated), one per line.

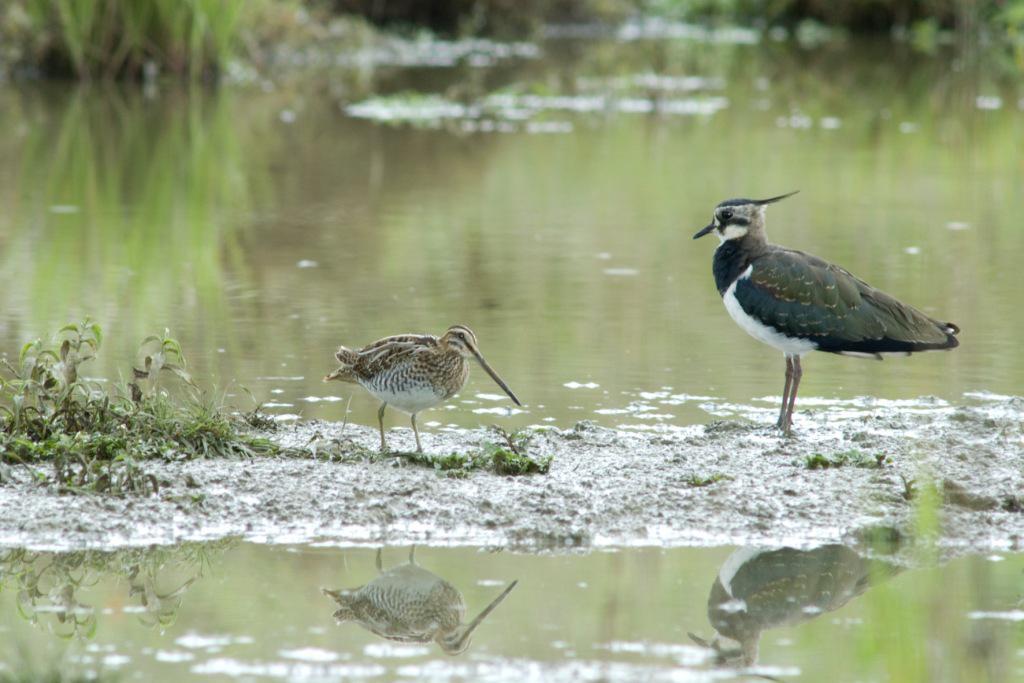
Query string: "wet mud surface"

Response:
xmin=0 ymin=393 xmax=1020 ymax=553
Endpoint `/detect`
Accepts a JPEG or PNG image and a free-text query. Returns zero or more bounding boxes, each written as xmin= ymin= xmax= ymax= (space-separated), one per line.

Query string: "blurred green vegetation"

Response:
xmin=2 ymin=0 xmax=1024 ymax=80
xmin=0 ymin=0 xmax=328 ymax=80
xmin=332 ymin=0 xmax=1024 ymax=46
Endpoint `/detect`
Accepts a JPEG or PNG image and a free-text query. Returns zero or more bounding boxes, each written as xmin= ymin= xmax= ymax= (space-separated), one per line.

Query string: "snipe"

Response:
xmin=322 ymin=547 xmax=517 ymax=655
xmin=324 ymin=324 xmax=521 ymax=452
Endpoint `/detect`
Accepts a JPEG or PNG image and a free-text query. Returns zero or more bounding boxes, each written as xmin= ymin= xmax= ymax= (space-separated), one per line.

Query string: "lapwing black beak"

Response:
xmin=693 ymin=222 xmax=716 ymax=240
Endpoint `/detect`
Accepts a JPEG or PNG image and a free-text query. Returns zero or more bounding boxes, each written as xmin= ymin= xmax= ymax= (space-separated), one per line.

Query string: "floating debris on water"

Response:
xmin=48 ymin=204 xmax=80 ymax=214
xmin=563 ymin=381 xmax=600 ymax=389
xmin=344 ymin=90 xmax=729 ymax=128
xmin=975 ymin=95 xmax=1002 ymax=110
xmin=345 ymin=94 xmax=475 ymax=123
xmin=278 ymin=648 xmax=339 ymax=662
xmin=615 ymin=18 xmax=760 ymax=44
xmin=472 ymin=407 xmax=527 ymax=415
xmin=363 ymin=643 xmax=432 ymax=658
xmin=576 ymin=73 xmax=725 ymax=92
xmin=477 ymin=393 xmax=511 ymax=401
xmin=296 ymin=259 xmax=318 ymax=268
xmin=967 ymin=611 xmax=1024 ymax=621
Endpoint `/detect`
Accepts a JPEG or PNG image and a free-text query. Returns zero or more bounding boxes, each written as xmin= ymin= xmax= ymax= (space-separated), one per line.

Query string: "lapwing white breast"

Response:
xmin=693 ymin=192 xmax=960 ymax=434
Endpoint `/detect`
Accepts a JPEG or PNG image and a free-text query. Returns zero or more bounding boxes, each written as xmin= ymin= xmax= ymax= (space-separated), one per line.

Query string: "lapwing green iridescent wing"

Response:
xmin=734 ymin=249 xmax=959 ymax=357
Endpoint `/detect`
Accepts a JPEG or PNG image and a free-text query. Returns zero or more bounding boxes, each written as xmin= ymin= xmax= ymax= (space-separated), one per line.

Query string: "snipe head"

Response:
xmin=441 ymin=325 xmax=522 ymax=407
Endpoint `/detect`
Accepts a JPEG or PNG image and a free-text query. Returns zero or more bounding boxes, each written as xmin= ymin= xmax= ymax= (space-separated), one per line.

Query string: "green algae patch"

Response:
xmin=490 ymin=447 xmax=552 ymax=476
xmin=362 ymin=426 xmax=553 ymax=477
xmin=685 ymin=473 xmax=732 ymax=487
xmin=805 ymin=449 xmax=888 ymax=470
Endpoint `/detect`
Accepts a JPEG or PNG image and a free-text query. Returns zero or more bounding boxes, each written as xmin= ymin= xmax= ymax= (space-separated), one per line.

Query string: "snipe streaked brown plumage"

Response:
xmin=323 ymin=324 xmax=521 ymax=452
xmin=322 ymin=547 xmax=518 ymax=655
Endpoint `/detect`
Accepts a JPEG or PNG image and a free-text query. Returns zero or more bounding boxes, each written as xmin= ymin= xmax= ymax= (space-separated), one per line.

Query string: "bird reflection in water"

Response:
xmin=322 ymin=547 xmax=517 ymax=655
xmin=690 ymin=545 xmax=900 ymax=667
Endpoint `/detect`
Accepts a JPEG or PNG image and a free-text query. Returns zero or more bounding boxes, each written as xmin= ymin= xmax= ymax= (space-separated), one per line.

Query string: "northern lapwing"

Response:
xmin=693 ymin=192 xmax=959 ymax=434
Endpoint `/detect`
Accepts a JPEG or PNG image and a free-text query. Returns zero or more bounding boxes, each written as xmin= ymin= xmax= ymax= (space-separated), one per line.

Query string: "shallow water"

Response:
xmin=0 ymin=542 xmax=1022 ymax=681
xmin=1 ymin=34 xmax=1022 ymax=434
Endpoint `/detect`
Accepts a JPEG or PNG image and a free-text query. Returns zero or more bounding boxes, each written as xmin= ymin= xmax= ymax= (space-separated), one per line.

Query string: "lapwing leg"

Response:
xmin=375 ymin=547 xmax=383 ymax=572
xmin=410 ymin=413 xmax=423 ymax=453
xmin=777 ymin=356 xmax=794 ymax=429
xmin=377 ymin=403 xmax=388 ymax=452
xmin=783 ymin=356 xmax=804 ymax=434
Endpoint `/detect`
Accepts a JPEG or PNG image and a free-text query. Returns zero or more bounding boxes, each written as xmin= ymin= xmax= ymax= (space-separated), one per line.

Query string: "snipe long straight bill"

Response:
xmin=473 ymin=351 xmax=522 ymax=406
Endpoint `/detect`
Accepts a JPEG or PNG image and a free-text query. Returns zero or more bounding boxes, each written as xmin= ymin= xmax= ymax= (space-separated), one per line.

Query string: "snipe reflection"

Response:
xmin=690 ymin=545 xmax=900 ymax=667
xmin=322 ymin=547 xmax=517 ymax=655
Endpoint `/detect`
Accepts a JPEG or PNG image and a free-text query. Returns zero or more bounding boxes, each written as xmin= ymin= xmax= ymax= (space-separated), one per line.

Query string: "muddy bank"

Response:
xmin=0 ymin=393 xmax=1020 ymax=552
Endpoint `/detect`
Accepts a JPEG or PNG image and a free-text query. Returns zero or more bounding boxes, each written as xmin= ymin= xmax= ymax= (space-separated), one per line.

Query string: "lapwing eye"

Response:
xmin=720 ymin=209 xmax=733 ymax=221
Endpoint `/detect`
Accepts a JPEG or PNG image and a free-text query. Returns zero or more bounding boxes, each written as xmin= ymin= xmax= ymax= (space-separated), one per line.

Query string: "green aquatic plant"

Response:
xmin=484 ymin=426 xmax=552 ymax=475
xmin=0 ymin=321 xmax=280 ymax=494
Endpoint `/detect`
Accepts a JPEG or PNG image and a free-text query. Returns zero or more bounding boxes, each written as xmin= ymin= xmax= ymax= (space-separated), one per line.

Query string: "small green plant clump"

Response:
xmin=805 ymin=449 xmax=888 ymax=470
xmin=0 ymin=320 xmax=279 ymax=494
xmin=685 ymin=473 xmax=732 ymax=487
xmin=373 ymin=426 xmax=552 ymax=477
xmin=484 ymin=426 xmax=552 ymax=475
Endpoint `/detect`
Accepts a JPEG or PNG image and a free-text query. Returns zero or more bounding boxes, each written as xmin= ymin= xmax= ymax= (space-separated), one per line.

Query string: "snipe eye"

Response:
xmin=720 ymin=209 xmax=733 ymax=221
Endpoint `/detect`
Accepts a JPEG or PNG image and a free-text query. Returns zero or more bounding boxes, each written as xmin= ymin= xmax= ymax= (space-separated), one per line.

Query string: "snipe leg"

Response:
xmin=781 ymin=356 xmax=803 ymax=435
xmin=410 ymin=413 xmax=423 ymax=453
xmin=777 ymin=356 xmax=794 ymax=430
xmin=377 ymin=403 xmax=388 ymax=452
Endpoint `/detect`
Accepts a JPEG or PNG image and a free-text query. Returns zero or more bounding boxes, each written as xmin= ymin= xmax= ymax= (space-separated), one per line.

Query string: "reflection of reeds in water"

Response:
xmin=0 ymin=86 xmax=270 ymax=376
xmin=0 ymin=540 xmax=232 ymax=638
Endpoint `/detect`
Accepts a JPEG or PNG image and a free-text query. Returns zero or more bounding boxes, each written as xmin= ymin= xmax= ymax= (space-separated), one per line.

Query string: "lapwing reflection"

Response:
xmin=322 ymin=547 xmax=517 ymax=655
xmin=689 ymin=545 xmax=900 ymax=667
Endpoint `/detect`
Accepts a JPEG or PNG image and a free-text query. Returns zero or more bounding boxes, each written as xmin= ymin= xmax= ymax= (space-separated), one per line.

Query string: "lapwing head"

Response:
xmin=441 ymin=325 xmax=522 ymax=406
xmin=693 ymin=191 xmax=798 ymax=243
